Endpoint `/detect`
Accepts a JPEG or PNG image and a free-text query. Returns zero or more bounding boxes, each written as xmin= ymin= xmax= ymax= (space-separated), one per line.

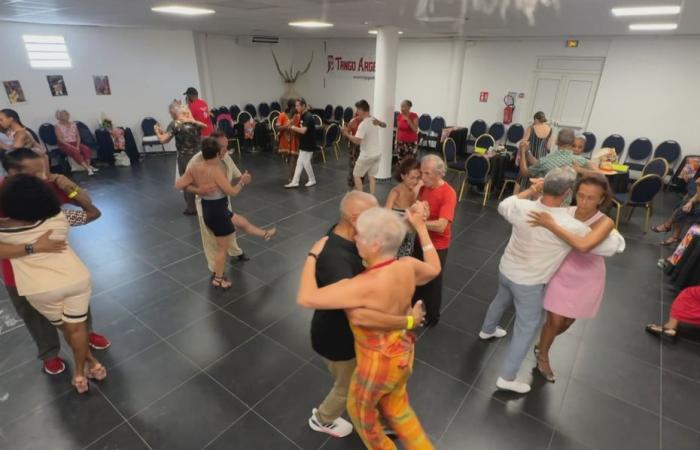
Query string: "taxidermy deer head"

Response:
xmin=272 ymin=51 xmax=314 ymax=83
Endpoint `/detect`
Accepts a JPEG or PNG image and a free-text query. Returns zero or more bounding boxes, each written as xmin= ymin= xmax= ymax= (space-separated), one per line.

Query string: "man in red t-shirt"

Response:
xmin=184 ymin=87 xmax=214 ymax=137
xmin=0 ymin=149 xmax=110 ymax=376
xmin=412 ymin=154 xmax=457 ymax=326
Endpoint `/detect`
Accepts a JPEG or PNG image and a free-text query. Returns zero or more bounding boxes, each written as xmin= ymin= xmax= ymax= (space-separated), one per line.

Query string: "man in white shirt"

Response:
xmin=479 ymin=167 xmax=625 ymax=394
xmin=342 ymin=100 xmax=386 ymax=195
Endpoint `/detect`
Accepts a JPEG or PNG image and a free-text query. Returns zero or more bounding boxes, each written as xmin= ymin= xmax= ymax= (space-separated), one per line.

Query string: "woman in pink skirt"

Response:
xmin=527 ymin=174 xmax=625 ymax=382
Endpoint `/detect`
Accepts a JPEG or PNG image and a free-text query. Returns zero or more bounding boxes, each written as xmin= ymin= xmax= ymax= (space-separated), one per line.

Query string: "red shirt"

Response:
xmin=396 ymin=112 xmax=419 ymax=143
xmin=1 ymin=180 xmax=71 ymax=287
xmin=188 ymin=98 xmax=214 ymax=137
xmin=419 ymin=182 xmax=457 ymax=250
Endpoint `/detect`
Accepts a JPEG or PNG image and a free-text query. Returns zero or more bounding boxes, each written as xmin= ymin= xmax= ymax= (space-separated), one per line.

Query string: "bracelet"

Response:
xmin=68 ymin=188 xmax=79 ymax=199
xmin=307 ymin=252 xmax=318 ymax=260
xmin=422 ymin=244 xmax=435 ymax=252
xmin=406 ymin=315 xmax=415 ymax=330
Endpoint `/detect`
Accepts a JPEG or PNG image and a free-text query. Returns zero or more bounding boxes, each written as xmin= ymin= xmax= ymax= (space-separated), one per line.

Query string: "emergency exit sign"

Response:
xmin=566 ymin=40 xmax=579 ymax=48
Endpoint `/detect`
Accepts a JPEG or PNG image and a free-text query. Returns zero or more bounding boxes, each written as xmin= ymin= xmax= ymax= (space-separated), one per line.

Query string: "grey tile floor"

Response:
xmin=0 ymin=151 xmax=698 ymax=450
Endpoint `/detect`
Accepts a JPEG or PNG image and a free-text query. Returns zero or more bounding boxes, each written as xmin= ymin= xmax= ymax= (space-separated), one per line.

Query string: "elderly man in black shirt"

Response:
xmin=308 ymin=191 xmax=425 ymax=438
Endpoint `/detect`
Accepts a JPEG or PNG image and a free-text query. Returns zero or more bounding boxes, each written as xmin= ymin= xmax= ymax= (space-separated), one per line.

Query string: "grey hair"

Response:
xmin=543 ymin=167 xmax=577 ymax=197
xmin=421 ymin=154 xmax=446 ymax=177
xmin=574 ymin=134 xmax=586 ymax=143
xmin=356 ymin=207 xmax=406 ymax=256
xmin=557 ymin=128 xmax=575 ymax=147
xmin=54 ymin=109 xmax=69 ymax=120
xmin=168 ymin=100 xmax=187 ymax=116
xmin=339 ymin=191 xmax=378 ymax=219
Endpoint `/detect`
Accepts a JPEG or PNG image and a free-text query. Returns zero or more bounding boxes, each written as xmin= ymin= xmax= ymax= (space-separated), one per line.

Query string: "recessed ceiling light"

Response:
xmin=629 ymin=22 xmax=678 ymax=31
xmin=612 ymin=5 xmax=681 ymax=17
xmin=288 ymin=21 xmax=334 ymax=28
xmin=368 ymin=30 xmax=403 ymax=35
xmin=151 ymin=5 xmax=215 ymax=16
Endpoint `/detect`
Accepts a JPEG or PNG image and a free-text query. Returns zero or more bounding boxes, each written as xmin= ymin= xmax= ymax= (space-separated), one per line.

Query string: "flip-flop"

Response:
xmin=72 ymin=376 xmax=89 ymax=394
xmin=650 ymin=224 xmax=671 ymax=233
xmin=87 ymin=363 xmax=107 ymax=381
xmin=661 ymin=237 xmax=680 ymax=246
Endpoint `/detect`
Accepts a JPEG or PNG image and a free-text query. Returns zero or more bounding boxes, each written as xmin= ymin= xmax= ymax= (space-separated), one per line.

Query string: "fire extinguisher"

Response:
xmin=503 ymin=94 xmax=515 ymax=125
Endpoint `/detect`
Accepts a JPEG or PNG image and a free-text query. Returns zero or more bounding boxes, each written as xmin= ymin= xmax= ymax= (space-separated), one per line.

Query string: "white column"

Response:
xmin=193 ymin=32 xmax=215 ymax=103
xmin=373 ymin=27 xmax=401 ymax=179
xmin=446 ymin=39 xmax=466 ymax=125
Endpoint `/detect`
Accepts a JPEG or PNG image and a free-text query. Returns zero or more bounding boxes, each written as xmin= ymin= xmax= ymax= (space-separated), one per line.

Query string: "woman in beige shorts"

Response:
xmin=0 ymin=174 xmax=105 ymax=393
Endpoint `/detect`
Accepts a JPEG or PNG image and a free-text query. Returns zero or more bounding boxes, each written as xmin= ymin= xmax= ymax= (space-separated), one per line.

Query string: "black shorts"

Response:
xmin=201 ymin=197 xmax=235 ymax=237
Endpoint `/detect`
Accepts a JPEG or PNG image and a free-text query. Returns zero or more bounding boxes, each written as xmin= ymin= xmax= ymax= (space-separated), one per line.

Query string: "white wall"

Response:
xmin=0 ymin=22 xmax=201 ymax=144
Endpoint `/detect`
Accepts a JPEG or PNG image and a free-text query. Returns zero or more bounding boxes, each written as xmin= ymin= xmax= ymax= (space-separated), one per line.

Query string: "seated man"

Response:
xmin=651 ymin=176 xmax=700 ymax=246
xmin=519 ymin=128 xmax=598 ymax=181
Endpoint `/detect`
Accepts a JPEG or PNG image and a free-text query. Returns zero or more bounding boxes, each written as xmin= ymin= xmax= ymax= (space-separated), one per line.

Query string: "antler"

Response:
xmin=292 ymin=51 xmax=314 ymax=82
xmin=271 ymin=50 xmax=291 ymax=82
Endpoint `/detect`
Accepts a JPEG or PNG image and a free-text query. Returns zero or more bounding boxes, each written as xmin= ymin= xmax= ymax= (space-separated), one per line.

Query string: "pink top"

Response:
xmin=396 ymin=112 xmax=418 ymax=143
xmin=55 ymin=121 xmax=78 ymax=143
xmin=543 ymin=208 xmax=606 ymax=319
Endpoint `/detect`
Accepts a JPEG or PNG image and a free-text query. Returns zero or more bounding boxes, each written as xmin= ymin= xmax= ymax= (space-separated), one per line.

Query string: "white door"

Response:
xmin=529 ymin=71 xmax=601 ymax=134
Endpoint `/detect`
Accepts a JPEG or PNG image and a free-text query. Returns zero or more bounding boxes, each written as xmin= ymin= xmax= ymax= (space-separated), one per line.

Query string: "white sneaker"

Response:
xmin=308 ymin=408 xmax=353 ymax=438
xmin=478 ymin=327 xmax=507 ymax=340
xmin=284 ymin=182 xmax=299 ymax=188
xmin=496 ymin=377 xmax=531 ymax=394
xmin=87 ymin=169 xmax=95 ymax=176
xmin=305 ymin=180 xmax=317 ymax=187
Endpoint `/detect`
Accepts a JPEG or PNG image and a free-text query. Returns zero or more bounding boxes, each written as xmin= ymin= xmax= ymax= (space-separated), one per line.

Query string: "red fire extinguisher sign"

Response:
xmin=479 ymin=91 xmax=489 ymax=102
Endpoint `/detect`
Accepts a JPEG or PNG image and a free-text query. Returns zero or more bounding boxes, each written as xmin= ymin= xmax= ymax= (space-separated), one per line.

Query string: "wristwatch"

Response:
xmin=24 ymin=244 xmax=34 ymax=255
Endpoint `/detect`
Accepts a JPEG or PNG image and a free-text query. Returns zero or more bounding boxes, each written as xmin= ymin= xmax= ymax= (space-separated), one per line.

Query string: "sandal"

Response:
xmin=661 ymin=237 xmax=680 ymax=246
xmin=535 ymin=357 xmax=556 ymax=383
xmin=87 ymin=363 xmax=107 ymax=381
xmin=263 ymin=227 xmax=277 ymax=241
xmin=212 ymin=275 xmax=232 ymax=290
xmin=650 ymin=224 xmax=671 ymax=233
xmin=645 ymin=324 xmax=678 ymax=341
xmin=72 ymin=376 xmax=89 ymax=394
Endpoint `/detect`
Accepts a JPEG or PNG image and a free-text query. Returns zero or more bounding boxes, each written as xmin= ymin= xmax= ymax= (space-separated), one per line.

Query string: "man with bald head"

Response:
xmin=307 ymin=191 xmax=421 ymax=438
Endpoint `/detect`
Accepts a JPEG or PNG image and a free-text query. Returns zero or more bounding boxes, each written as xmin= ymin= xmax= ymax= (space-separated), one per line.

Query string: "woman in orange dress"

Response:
xmin=276 ymin=99 xmax=300 ymax=182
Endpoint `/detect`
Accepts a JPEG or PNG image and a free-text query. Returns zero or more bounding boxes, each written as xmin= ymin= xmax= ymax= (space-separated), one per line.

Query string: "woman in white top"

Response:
xmin=0 ymin=174 xmax=105 ymax=393
xmin=54 ymin=109 xmax=99 ymax=176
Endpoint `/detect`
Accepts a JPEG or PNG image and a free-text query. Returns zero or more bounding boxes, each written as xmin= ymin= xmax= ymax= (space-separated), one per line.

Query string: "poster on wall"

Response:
xmin=93 ymin=75 xmax=111 ymax=95
xmin=325 ymin=44 xmax=376 ymax=81
xmin=3 ymin=80 xmax=26 ymax=104
xmin=46 ymin=75 xmax=67 ymax=96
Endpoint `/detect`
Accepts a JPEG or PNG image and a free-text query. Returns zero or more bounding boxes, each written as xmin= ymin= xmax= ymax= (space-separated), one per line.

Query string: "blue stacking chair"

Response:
xmin=602 ymin=134 xmax=625 ymax=158
xmin=582 ymin=131 xmax=597 ymax=158
xmin=258 ymin=102 xmax=271 ymax=120
xmin=641 ymin=157 xmax=669 ymax=178
xmin=460 ymin=154 xmax=492 ymax=205
xmin=417 ymin=114 xmax=432 ymax=148
xmin=342 ymin=107 xmax=354 ymax=125
xmin=442 ymin=137 xmax=465 ymax=183
xmin=624 ymin=137 xmax=653 ymax=173
xmin=270 ymin=101 xmax=281 ymax=113
xmin=467 ymin=119 xmax=487 ymax=149
xmin=611 ymin=174 xmax=663 ymax=230
xmin=39 ymin=123 xmax=70 ymax=174
xmin=505 ymin=123 xmax=524 ymax=152
xmin=653 ymin=140 xmax=682 ymax=175
xmin=323 ymin=104 xmax=333 ymax=122
xmin=323 ymin=123 xmax=341 ymax=160
xmin=244 ymin=103 xmax=257 ymax=120
xmin=426 ymin=116 xmax=445 ymax=151
xmin=230 ymin=105 xmax=241 ymax=120
xmin=488 ymin=122 xmax=505 ymax=142
xmin=333 ymin=105 xmax=344 ymax=124
xmin=140 ymin=117 xmax=165 ymax=155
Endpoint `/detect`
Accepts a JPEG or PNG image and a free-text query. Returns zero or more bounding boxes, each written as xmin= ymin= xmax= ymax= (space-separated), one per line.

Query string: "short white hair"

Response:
xmin=168 ymin=100 xmax=187 ymax=116
xmin=421 ymin=154 xmax=446 ymax=177
xmin=356 ymin=207 xmax=406 ymax=255
xmin=54 ymin=109 xmax=69 ymax=120
xmin=339 ymin=191 xmax=378 ymax=219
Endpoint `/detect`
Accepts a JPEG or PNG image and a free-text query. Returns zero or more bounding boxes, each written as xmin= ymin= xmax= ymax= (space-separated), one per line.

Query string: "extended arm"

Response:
xmin=405 ymin=209 xmax=441 ymax=285
xmin=174 ymin=168 xmax=194 ymax=190
xmin=214 ymin=168 xmax=248 ymax=197
xmin=154 ymin=123 xmax=173 ymax=144
xmin=529 ymin=211 xmax=615 ymax=253
xmin=425 ymin=218 xmax=448 ymax=233
xmin=343 ymin=129 xmax=362 ymax=145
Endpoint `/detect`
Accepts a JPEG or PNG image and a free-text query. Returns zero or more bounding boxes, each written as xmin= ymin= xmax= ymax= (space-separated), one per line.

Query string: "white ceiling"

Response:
xmin=0 ymin=0 xmax=696 ymax=39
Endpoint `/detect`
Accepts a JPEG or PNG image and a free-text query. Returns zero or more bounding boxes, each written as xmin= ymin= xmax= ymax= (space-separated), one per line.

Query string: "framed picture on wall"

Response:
xmin=46 ymin=75 xmax=68 ymax=96
xmin=93 ymin=75 xmax=111 ymax=95
xmin=3 ymin=80 xmax=26 ymax=104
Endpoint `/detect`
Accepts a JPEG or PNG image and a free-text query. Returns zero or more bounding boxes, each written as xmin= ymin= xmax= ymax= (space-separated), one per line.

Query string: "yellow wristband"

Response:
xmin=68 ymin=189 xmax=79 ymax=199
xmin=406 ymin=315 xmax=414 ymax=330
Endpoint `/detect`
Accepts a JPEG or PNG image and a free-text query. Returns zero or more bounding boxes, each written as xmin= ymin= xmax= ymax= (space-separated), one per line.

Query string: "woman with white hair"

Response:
xmin=54 ymin=109 xmax=99 ymax=176
xmin=298 ymin=206 xmax=440 ymax=449
xmin=155 ymin=100 xmax=207 ymax=215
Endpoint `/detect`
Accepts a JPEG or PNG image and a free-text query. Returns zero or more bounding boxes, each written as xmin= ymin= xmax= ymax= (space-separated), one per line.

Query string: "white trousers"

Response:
xmin=291 ymin=150 xmax=316 ymax=184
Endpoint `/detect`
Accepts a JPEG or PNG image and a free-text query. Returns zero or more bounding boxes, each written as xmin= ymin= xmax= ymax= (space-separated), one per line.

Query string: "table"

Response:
xmin=488 ymin=152 xmax=517 ymax=191
xmin=604 ymin=170 xmax=630 ymax=194
xmin=447 ymin=127 xmax=469 ymax=157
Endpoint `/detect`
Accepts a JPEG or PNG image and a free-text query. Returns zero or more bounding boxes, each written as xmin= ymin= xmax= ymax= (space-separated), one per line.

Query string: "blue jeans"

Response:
xmin=481 ymin=271 xmax=545 ymax=381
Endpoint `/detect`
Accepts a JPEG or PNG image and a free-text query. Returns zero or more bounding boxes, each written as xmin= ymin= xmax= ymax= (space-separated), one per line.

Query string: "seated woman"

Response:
xmin=528 ymin=174 xmax=625 ymax=382
xmin=385 ymin=158 xmax=423 ymax=257
xmin=0 ymin=109 xmax=48 ymax=172
xmin=54 ymin=110 xmax=99 ymax=176
xmin=659 ymin=224 xmax=700 ymax=270
xmin=297 ymin=207 xmax=440 ymax=450
xmin=175 ymin=137 xmax=275 ymax=289
xmin=0 ymin=174 xmax=105 ymax=393
xmin=646 ymin=285 xmax=700 ymax=340
xmin=651 ymin=177 xmax=700 ymax=246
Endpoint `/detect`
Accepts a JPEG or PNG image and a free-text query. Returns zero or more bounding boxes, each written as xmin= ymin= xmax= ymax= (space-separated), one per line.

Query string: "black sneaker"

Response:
xmin=232 ymin=253 xmax=250 ymax=263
